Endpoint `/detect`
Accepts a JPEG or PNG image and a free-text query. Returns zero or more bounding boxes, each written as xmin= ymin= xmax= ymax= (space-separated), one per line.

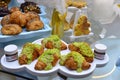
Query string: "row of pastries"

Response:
xmin=1 ymin=8 xmax=44 ymax=35
xmin=0 ymin=1 xmax=43 ymax=35
xmin=18 ymin=35 xmax=94 ymax=72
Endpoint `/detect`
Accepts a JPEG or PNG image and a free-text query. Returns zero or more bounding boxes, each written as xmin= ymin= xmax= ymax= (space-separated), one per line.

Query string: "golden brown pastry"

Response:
xmin=25 ymin=12 xmax=40 ymax=22
xmin=41 ymin=35 xmax=67 ymax=50
xmin=1 ymin=15 xmax=10 ymax=26
xmin=34 ymin=49 xmax=60 ymax=70
xmin=35 ymin=61 xmax=46 ymax=70
xmin=59 ymin=51 xmax=91 ymax=72
xmin=9 ymin=11 xmax=27 ymax=27
xmin=68 ymin=42 xmax=94 ymax=63
xmin=26 ymin=19 xmax=44 ymax=31
xmin=9 ymin=7 xmax=20 ymax=13
xmin=18 ymin=43 xmax=44 ymax=65
xmin=1 ymin=24 xmax=22 ymax=35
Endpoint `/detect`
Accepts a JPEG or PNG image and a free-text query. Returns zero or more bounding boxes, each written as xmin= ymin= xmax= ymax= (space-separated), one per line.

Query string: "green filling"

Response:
xmin=59 ymin=55 xmax=67 ymax=65
xmin=34 ymin=43 xmax=42 ymax=49
xmin=60 ymin=51 xmax=85 ymax=72
xmin=42 ymin=35 xmax=61 ymax=49
xmin=20 ymin=42 xmax=42 ymax=64
xmin=38 ymin=48 xmax=60 ymax=70
xmin=73 ymin=42 xmax=94 ymax=57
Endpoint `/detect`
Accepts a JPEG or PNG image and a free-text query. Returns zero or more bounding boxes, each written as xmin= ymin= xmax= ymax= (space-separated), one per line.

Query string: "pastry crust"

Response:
xmin=34 ymin=61 xmax=46 ymax=70
xmin=34 ymin=49 xmax=60 ymax=70
xmin=41 ymin=35 xmax=67 ymax=50
xmin=10 ymin=11 xmax=27 ymax=27
xmin=1 ymin=24 xmax=22 ymax=35
xmin=25 ymin=12 xmax=40 ymax=22
xmin=42 ymin=40 xmax=67 ymax=50
xmin=1 ymin=15 xmax=10 ymax=26
xmin=26 ymin=19 xmax=44 ymax=31
xmin=65 ymin=57 xmax=90 ymax=70
xmin=9 ymin=7 xmax=20 ymax=13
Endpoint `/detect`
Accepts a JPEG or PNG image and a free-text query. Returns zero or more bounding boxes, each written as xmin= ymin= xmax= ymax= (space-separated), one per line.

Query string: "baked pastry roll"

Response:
xmin=1 ymin=15 xmax=10 ymax=26
xmin=9 ymin=11 xmax=27 ymax=27
xmin=26 ymin=19 xmax=44 ymax=31
xmin=9 ymin=7 xmax=20 ymax=13
xmin=59 ymin=51 xmax=91 ymax=72
xmin=68 ymin=42 xmax=94 ymax=63
xmin=34 ymin=48 xmax=60 ymax=70
xmin=18 ymin=43 xmax=44 ymax=65
xmin=1 ymin=24 xmax=22 ymax=35
xmin=41 ymin=35 xmax=67 ymax=50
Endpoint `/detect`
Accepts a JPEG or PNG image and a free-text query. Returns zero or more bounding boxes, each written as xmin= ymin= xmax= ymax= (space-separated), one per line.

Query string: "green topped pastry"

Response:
xmin=59 ymin=51 xmax=91 ymax=72
xmin=34 ymin=48 xmax=60 ymax=70
xmin=41 ymin=35 xmax=67 ymax=50
xmin=18 ymin=42 xmax=44 ymax=65
xmin=68 ymin=42 xmax=94 ymax=63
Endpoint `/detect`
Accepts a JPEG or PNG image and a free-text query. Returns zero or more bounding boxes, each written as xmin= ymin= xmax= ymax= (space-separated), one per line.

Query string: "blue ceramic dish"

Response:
xmin=0 ymin=0 xmax=49 ymax=42
xmin=0 ymin=17 xmax=51 ymax=42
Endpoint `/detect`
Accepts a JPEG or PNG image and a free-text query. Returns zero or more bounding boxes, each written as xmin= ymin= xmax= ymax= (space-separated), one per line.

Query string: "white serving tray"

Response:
xmin=1 ymin=38 xmax=109 ymax=78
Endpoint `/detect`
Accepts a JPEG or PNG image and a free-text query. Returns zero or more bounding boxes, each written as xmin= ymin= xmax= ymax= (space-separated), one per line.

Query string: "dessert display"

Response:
xmin=0 ymin=10 xmax=44 ymax=35
xmin=0 ymin=0 xmax=110 ymax=78
xmin=0 ymin=1 xmax=50 ymax=42
xmin=68 ymin=42 xmax=94 ymax=63
xmin=35 ymin=48 xmax=60 ymax=70
xmin=59 ymin=51 xmax=91 ymax=72
xmin=41 ymin=35 xmax=67 ymax=50
xmin=74 ymin=15 xmax=91 ymax=36
xmin=20 ymin=1 xmax=41 ymax=14
xmin=0 ymin=35 xmax=109 ymax=77
xmin=18 ymin=42 xmax=44 ymax=65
